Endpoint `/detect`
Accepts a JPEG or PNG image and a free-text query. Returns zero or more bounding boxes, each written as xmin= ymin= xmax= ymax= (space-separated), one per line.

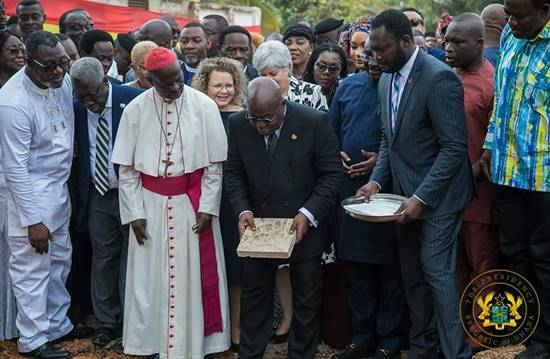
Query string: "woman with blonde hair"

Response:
xmin=192 ymin=56 xmax=247 ymax=351
xmin=125 ymin=40 xmax=158 ymax=89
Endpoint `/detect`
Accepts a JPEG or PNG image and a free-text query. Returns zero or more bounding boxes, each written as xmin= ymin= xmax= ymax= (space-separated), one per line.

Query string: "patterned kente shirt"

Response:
xmin=287 ymin=76 xmax=328 ymax=112
xmin=483 ymin=22 xmax=550 ymax=192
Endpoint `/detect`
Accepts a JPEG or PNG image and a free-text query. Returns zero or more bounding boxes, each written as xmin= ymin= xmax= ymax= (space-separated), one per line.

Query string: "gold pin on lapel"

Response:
xmin=291 ymin=133 xmax=298 ymax=140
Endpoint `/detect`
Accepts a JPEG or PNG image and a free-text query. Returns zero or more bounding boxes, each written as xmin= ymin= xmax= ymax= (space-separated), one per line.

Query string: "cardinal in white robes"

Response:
xmin=111 ymin=47 xmax=230 ymax=358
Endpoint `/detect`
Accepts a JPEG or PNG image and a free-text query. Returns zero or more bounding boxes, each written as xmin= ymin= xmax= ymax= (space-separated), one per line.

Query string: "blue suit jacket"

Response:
xmin=73 ymin=84 xmax=143 ymax=230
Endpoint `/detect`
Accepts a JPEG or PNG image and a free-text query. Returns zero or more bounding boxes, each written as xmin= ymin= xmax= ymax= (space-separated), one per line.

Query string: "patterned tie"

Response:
xmin=391 ymin=72 xmax=401 ymax=132
xmin=267 ymin=133 xmax=278 ymax=158
xmin=94 ymin=115 xmax=110 ymax=195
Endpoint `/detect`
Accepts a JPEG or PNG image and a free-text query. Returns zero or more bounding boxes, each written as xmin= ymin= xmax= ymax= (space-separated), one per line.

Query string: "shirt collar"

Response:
xmin=397 ymin=46 xmax=419 ymax=80
xmin=532 ymin=19 xmax=550 ymax=41
xmin=24 ymin=68 xmax=54 ymax=96
xmin=105 ymin=81 xmax=113 ymax=109
xmin=184 ymin=62 xmax=198 ymax=74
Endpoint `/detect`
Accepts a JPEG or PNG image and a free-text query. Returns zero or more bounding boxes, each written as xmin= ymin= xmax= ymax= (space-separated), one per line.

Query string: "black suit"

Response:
xmin=244 ymin=65 xmax=259 ymax=81
xmin=225 ymin=102 xmax=344 ymax=358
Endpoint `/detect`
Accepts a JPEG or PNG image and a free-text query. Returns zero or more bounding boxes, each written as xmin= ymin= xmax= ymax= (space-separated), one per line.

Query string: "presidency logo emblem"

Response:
xmin=460 ymin=269 xmax=540 ymax=348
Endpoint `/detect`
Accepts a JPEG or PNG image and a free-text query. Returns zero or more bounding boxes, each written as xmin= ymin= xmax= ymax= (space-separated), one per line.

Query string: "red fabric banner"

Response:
xmin=4 ymin=0 xmax=261 ymax=34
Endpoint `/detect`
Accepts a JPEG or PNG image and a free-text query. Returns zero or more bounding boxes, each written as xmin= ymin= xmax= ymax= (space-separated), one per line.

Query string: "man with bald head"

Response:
xmin=225 ymin=77 xmax=344 ymax=358
xmin=445 ymin=13 xmax=498 ymax=297
xmin=138 ymin=19 xmax=173 ymax=49
xmin=201 ymin=14 xmax=229 ymax=57
xmin=480 ymin=4 xmax=506 ymax=67
xmin=160 ymin=15 xmax=180 ymax=48
xmin=59 ymin=8 xmax=93 ymax=50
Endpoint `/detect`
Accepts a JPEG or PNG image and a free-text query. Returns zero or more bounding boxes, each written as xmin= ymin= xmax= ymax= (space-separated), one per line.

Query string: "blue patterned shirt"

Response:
xmin=484 ymin=22 xmax=550 ymax=192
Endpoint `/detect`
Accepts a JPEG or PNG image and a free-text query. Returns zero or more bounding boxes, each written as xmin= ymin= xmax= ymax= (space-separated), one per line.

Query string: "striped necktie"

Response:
xmin=94 ymin=114 xmax=110 ymax=195
xmin=391 ymin=72 xmax=402 ymax=132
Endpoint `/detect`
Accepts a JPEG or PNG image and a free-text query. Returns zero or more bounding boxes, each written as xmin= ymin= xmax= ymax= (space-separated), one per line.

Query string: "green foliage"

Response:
xmin=209 ymin=0 xmax=501 ymax=34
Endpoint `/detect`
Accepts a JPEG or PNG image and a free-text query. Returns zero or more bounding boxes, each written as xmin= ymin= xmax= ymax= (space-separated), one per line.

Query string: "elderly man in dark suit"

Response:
xmin=358 ymin=10 xmax=473 ymax=359
xmin=225 ymin=77 xmax=344 ymax=359
xmin=70 ymin=57 xmax=142 ymax=348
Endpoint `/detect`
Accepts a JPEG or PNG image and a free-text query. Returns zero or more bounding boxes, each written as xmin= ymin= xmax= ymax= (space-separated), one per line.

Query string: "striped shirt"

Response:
xmin=484 ymin=22 xmax=550 ymax=192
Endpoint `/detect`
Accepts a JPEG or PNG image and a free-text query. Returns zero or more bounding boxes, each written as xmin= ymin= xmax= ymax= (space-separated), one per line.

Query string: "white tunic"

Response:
xmin=112 ymin=86 xmax=230 ymax=358
xmin=0 ymin=69 xmax=74 ymax=237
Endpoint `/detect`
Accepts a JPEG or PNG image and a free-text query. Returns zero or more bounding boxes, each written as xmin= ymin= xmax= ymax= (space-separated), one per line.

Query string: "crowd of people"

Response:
xmin=0 ymin=0 xmax=548 ymax=359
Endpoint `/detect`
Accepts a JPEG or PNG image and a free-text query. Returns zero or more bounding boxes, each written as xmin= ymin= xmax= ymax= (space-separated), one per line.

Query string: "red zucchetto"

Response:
xmin=144 ymin=47 xmax=177 ymax=72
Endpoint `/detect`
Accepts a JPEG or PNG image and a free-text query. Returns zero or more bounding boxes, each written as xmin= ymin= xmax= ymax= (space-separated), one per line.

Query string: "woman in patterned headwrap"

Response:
xmin=436 ymin=12 xmax=454 ymax=48
xmin=340 ymin=17 xmax=372 ymax=73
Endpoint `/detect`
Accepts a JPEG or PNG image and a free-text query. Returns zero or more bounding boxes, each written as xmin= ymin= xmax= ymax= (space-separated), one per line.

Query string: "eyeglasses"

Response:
xmin=5 ymin=47 xmax=25 ymax=57
xmin=315 ymin=62 xmax=341 ymax=74
xmin=246 ymin=101 xmax=286 ymax=124
xmin=208 ymin=83 xmax=234 ymax=91
xmin=76 ymin=77 xmax=105 ymax=104
xmin=31 ymin=55 xmax=70 ymax=73
xmin=410 ymin=19 xmax=424 ymax=27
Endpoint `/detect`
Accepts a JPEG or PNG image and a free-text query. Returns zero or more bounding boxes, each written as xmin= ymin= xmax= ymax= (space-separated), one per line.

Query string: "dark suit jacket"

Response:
xmin=245 ymin=65 xmax=259 ymax=81
xmin=370 ymin=51 xmax=473 ymax=219
xmin=225 ymin=102 xmax=345 ymax=259
xmin=73 ymin=84 xmax=143 ymax=230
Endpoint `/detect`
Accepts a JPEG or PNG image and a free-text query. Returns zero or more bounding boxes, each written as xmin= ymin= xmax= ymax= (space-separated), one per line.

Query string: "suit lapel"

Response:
xmin=381 ymin=74 xmax=393 ymax=141
xmin=391 ymin=52 xmax=424 ymax=145
xmin=111 ymin=85 xmax=122 ymax=144
xmin=75 ymin=104 xmax=91 ymax=180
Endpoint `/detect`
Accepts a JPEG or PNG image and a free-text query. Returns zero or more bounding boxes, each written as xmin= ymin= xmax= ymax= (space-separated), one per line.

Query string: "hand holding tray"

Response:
xmin=342 ymin=194 xmax=407 ymax=222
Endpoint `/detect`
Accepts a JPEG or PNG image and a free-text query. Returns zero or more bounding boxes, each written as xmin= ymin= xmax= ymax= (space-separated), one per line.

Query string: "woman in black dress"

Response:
xmin=192 ymin=57 xmax=247 ymax=350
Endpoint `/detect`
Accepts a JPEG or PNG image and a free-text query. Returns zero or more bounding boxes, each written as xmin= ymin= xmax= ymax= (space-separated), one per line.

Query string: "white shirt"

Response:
xmin=392 ymin=46 xmax=419 ymax=110
xmin=107 ymin=60 xmax=123 ymax=82
xmin=245 ymin=122 xmax=318 ymax=227
xmin=373 ymin=46 xmax=427 ymax=205
xmin=87 ymin=82 xmax=118 ymax=188
xmin=0 ymin=69 xmax=74 ymax=235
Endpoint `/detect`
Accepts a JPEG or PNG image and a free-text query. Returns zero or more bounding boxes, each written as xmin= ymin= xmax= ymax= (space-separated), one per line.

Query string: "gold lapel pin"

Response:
xmin=291 ymin=133 xmax=298 ymax=140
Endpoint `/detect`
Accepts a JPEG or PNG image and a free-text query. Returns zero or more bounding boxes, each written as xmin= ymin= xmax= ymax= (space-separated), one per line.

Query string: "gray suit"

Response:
xmin=370 ymin=50 xmax=473 ymax=359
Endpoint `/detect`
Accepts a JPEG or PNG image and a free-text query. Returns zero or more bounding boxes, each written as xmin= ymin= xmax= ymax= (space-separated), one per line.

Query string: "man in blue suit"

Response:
xmin=69 ymin=57 xmax=143 ymax=347
xmin=358 ymin=10 xmax=473 ymax=359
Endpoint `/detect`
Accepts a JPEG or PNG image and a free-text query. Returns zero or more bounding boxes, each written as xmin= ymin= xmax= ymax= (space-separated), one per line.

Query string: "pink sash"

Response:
xmin=141 ymin=170 xmax=223 ymax=336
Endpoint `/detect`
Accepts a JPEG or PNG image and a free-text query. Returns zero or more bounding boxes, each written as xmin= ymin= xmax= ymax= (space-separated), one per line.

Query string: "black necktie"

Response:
xmin=267 ymin=133 xmax=278 ymax=157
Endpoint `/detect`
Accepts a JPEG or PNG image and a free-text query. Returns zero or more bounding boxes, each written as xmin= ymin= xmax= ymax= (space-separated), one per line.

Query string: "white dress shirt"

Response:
xmin=0 ymin=69 xmax=74 ymax=235
xmin=372 ymin=46 xmax=427 ymax=205
xmin=391 ymin=46 xmax=419 ymax=110
xmin=87 ymin=82 xmax=118 ymax=188
xmin=242 ymin=123 xmax=318 ymax=227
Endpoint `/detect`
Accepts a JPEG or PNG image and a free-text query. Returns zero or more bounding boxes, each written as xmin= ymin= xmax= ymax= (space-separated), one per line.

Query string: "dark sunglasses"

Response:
xmin=76 ymin=77 xmax=105 ymax=104
xmin=31 ymin=55 xmax=70 ymax=73
xmin=315 ymin=62 xmax=341 ymax=74
xmin=410 ymin=19 xmax=424 ymax=27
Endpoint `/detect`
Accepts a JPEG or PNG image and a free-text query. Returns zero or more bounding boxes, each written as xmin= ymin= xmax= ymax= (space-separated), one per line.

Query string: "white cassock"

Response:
xmin=111 ymin=85 xmax=230 ymax=358
xmin=0 ymin=69 xmax=75 ymax=352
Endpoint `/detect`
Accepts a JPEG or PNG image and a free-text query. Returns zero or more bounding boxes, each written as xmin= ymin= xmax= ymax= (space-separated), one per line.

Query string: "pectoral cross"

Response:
xmin=162 ymin=155 xmax=174 ymax=177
